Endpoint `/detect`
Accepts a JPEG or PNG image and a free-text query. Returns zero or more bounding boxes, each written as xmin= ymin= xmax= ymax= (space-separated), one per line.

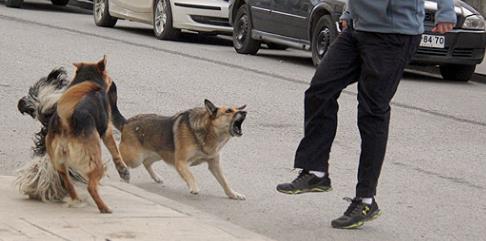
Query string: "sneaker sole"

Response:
xmin=277 ymin=187 xmax=332 ymax=195
xmin=365 ymin=209 xmax=382 ymax=222
xmin=332 ymin=210 xmax=382 ymax=229
xmin=332 ymin=221 xmax=365 ymax=229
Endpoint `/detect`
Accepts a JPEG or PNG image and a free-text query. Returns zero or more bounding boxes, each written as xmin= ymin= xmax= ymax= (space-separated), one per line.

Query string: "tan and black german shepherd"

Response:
xmin=45 ymin=56 xmax=129 ymax=213
xmin=119 ymin=99 xmax=247 ymax=200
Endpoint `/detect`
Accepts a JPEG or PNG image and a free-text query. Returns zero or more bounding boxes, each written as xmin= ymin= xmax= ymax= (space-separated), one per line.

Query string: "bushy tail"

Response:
xmin=16 ymin=155 xmax=67 ymax=202
xmin=16 ymin=154 xmax=88 ymax=202
xmin=108 ymin=81 xmax=127 ymax=130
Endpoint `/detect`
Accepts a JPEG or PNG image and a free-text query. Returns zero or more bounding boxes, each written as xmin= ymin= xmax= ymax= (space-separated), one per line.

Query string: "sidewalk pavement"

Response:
xmin=0 ymin=176 xmax=274 ymax=241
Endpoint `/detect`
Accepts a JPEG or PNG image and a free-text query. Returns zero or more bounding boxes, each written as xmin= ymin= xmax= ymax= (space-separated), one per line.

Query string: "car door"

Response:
xmin=112 ymin=0 xmax=152 ymax=14
xmin=270 ymin=0 xmax=311 ymax=40
xmin=248 ymin=0 xmax=275 ymax=33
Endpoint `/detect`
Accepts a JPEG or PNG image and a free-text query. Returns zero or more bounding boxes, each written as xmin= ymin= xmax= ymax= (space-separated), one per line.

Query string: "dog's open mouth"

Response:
xmin=230 ymin=112 xmax=247 ymax=137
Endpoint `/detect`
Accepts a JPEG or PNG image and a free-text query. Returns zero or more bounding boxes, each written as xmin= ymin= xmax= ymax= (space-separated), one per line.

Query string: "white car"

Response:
xmin=94 ymin=0 xmax=232 ymax=40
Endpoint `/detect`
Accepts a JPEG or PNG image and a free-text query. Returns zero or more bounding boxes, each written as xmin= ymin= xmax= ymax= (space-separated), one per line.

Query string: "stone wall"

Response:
xmin=463 ymin=0 xmax=486 ymax=16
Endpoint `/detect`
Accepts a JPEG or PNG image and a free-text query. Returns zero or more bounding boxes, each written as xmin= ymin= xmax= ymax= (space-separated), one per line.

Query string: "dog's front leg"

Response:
xmin=102 ymin=124 xmax=130 ymax=182
xmin=208 ymin=156 xmax=246 ymax=200
xmin=174 ymin=155 xmax=199 ymax=194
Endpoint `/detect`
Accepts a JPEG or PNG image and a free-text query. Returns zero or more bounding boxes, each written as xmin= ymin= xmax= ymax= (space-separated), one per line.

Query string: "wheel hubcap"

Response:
xmin=235 ymin=15 xmax=249 ymax=48
xmin=95 ymin=0 xmax=105 ymax=21
xmin=155 ymin=0 xmax=167 ymax=34
xmin=317 ymin=28 xmax=331 ymax=58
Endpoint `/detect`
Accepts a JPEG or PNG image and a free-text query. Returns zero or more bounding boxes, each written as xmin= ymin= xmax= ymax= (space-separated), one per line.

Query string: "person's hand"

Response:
xmin=432 ymin=22 xmax=454 ymax=34
xmin=340 ymin=20 xmax=349 ymax=30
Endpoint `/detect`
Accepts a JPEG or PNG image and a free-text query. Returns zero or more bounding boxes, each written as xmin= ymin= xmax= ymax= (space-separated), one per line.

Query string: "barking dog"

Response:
xmin=45 ymin=56 xmax=128 ymax=213
xmin=119 ymin=99 xmax=247 ymax=200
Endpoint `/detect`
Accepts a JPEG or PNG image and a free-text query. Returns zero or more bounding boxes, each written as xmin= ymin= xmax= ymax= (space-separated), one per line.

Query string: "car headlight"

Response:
xmin=462 ymin=15 xmax=486 ymax=30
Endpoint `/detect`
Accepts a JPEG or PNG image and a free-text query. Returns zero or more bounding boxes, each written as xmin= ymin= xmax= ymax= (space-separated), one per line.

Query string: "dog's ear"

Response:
xmin=204 ymin=99 xmax=218 ymax=117
xmin=97 ymin=55 xmax=107 ymax=72
xmin=237 ymin=105 xmax=247 ymax=110
xmin=18 ymin=97 xmax=35 ymax=118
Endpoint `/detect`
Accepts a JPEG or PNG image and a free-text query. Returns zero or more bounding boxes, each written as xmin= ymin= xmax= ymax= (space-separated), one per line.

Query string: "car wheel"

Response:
xmin=5 ymin=0 xmax=23 ymax=8
xmin=267 ymin=43 xmax=288 ymax=50
xmin=311 ymin=15 xmax=337 ymax=66
xmin=51 ymin=0 xmax=69 ymax=6
xmin=94 ymin=0 xmax=118 ymax=27
xmin=153 ymin=0 xmax=180 ymax=40
xmin=233 ymin=4 xmax=260 ymax=55
xmin=439 ymin=64 xmax=476 ymax=82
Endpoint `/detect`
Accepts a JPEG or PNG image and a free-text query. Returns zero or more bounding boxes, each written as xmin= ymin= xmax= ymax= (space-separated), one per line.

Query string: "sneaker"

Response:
xmin=331 ymin=197 xmax=382 ymax=229
xmin=276 ymin=170 xmax=332 ymax=194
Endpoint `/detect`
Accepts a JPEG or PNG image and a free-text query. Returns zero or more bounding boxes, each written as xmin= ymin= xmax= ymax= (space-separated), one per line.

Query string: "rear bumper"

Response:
xmin=411 ymin=30 xmax=486 ymax=66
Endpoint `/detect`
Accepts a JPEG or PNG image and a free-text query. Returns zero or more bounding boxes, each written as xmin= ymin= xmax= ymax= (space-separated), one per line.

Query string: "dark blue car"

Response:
xmin=230 ymin=0 xmax=486 ymax=81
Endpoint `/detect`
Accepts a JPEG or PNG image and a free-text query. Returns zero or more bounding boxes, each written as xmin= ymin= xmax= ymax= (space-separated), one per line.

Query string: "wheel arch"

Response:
xmin=308 ymin=3 xmax=334 ymax=41
xmin=230 ymin=0 xmax=250 ymax=26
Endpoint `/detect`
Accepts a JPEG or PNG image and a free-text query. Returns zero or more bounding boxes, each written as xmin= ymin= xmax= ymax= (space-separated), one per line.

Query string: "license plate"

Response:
xmin=420 ymin=34 xmax=445 ymax=48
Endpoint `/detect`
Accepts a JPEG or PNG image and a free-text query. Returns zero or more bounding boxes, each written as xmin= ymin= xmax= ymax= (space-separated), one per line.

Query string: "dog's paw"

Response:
xmin=190 ymin=189 xmax=199 ymax=195
xmin=153 ymin=177 xmax=163 ymax=184
xmin=228 ymin=191 xmax=246 ymax=200
xmin=64 ymin=198 xmax=87 ymax=208
xmin=99 ymin=207 xmax=112 ymax=214
xmin=117 ymin=166 xmax=130 ymax=183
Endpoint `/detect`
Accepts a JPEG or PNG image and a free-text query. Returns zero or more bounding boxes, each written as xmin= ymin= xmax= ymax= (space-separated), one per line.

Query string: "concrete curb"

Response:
xmin=1 ymin=176 xmax=275 ymax=241
xmin=107 ymin=181 xmax=275 ymax=241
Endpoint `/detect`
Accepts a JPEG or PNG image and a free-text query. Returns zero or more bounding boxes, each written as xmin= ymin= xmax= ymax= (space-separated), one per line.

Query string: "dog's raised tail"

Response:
xmin=108 ymin=82 xmax=127 ymax=131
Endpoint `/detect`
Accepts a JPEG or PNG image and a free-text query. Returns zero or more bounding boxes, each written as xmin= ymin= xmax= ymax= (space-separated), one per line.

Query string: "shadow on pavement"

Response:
xmin=136 ymin=182 xmax=230 ymax=202
xmin=403 ymin=66 xmax=483 ymax=85
xmin=257 ymin=52 xmax=314 ymax=66
xmin=0 ymin=0 xmax=92 ymax=15
xmin=114 ymin=25 xmax=234 ymax=47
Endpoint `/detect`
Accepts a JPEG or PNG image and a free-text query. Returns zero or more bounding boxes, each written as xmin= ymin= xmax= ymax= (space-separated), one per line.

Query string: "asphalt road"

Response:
xmin=1 ymin=1 xmax=485 ymax=241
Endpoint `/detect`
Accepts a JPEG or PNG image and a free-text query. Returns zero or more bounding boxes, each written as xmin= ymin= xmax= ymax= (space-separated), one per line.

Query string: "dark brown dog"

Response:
xmin=119 ymin=100 xmax=247 ymax=200
xmin=45 ymin=56 xmax=129 ymax=213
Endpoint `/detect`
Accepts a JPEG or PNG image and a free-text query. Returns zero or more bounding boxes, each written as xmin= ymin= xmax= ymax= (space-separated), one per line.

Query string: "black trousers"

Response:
xmin=294 ymin=29 xmax=421 ymax=198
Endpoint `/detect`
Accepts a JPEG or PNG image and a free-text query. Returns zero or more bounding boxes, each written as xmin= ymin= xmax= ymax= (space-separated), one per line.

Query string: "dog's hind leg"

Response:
xmin=208 ymin=156 xmax=246 ymax=200
xmin=102 ymin=124 xmax=130 ymax=182
xmin=87 ymin=166 xmax=111 ymax=214
xmin=58 ymin=165 xmax=80 ymax=202
xmin=85 ymin=139 xmax=112 ymax=214
xmin=143 ymin=159 xmax=163 ymax=184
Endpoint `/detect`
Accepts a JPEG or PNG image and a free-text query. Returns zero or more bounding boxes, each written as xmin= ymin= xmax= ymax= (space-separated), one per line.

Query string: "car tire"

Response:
xmin=233 ymin=4 xmax=260 ymax=55
xmin=51 ymin=0 xmax=69 ymax=6
xmin=439 ymin=64 xmax=476 ymax=82
xmin=311 ymin=15 xmax=337 ymax=66
xmin=267 ymin=43 xmax=288 ymax=50
xmin=94 ymin=0 xmax=118 ymax=27
xmin=153 ymin=0 xmax=180 ymax=40
xmin=5 ymin=0 xmax=23 ymax=8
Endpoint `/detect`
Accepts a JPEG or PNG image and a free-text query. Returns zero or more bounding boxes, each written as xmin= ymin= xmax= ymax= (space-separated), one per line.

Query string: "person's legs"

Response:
xmin=277 ymin=29 xmax=361 ymax=194
xmin=355 ymin=32 xmax=421 ymax=198
xmin=294 ymin=30 xmax=361 ymax=174
xmin=332 ymin=32 xmax=420 ymax=229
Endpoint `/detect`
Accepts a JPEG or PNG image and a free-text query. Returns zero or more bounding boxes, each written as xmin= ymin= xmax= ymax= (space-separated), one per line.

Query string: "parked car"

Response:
xmin=229 ymin=0 xmax=486 ymax=81
xmin=94 ymin=0 xmax=232 ymax=40
xmin=5 ymin=0 xmax=72 ymax=8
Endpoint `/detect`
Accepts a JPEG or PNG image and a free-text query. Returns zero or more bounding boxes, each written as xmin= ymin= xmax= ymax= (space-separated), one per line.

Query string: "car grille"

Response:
xmin=424 ymin=11 xmax=462 ymax=27
xmin=452 ymin=48 xmax=474 ymax=57
xmin=424 ymin=11 xmax=435 ymax=23
xmin=416 ymin=47 xmax=476 ymax=58
xmin=190 ymin=15 xmax=231 ymax=27
xmin=416 ymin=47 xmax=449 ymax=56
